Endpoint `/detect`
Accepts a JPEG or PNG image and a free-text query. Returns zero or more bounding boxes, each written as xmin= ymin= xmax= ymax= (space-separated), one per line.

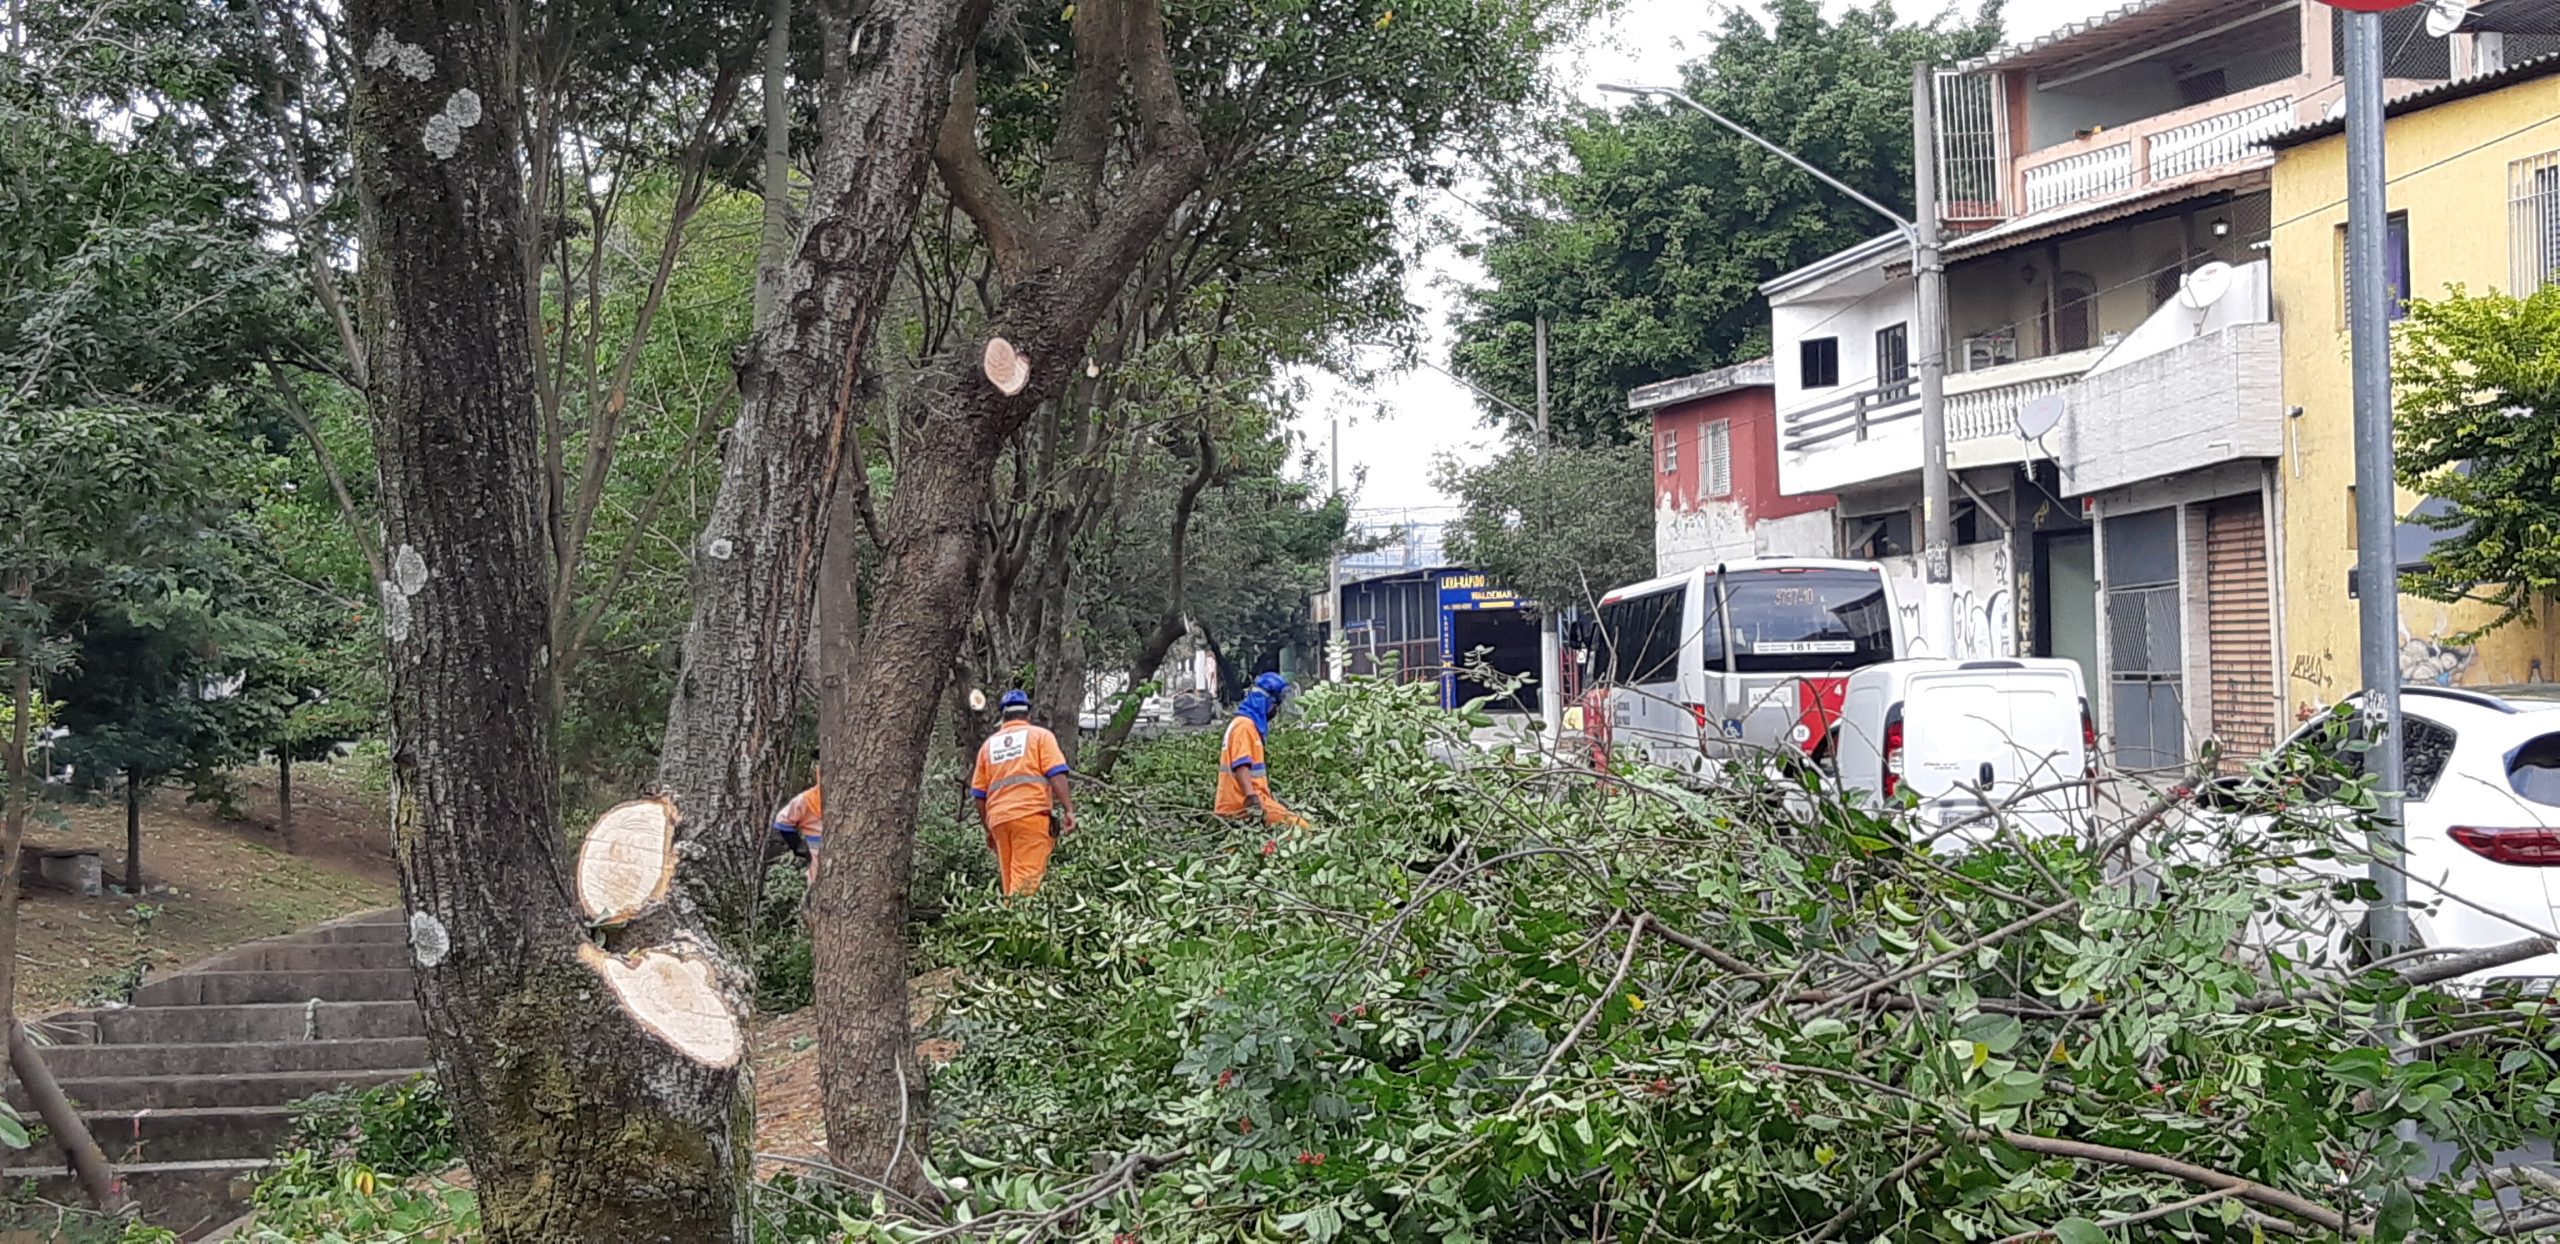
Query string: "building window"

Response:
xmin=1800 ymin=337 xmax=1840 ymax=389
xmin=1845 ymin=509 xmax=1913 ymax=561
xmin=2512 ymin=150 xmax=2560 ymax=293
xmin=1874 ymin=323 xmax=1910 ymax=400
xmin=1660 ymin=426 xmax=1679 ymax=476
xmin=2049 ymin=273 xmax=2098 ymax=353
xmin=2339 ymin=211 xmax=2411 ymax=326
xmin=1702 ymin=420 xmax=1733 ymax=499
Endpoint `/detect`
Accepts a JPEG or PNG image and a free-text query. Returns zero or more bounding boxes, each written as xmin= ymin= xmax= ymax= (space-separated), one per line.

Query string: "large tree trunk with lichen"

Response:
xmin=348 ymin=3 xmax=751 ymax=1239
xmin=815 ymin=0 xmax=1206 ymax=1175
xmin=650 ymin=0 xmax=986 ymax=950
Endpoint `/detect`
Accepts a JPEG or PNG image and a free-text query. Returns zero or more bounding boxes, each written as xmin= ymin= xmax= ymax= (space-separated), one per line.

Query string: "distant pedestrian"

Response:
xmin=1218 ymin=673 xmax=1306 ymax=828
xmin=771 ymin=750 xmax=824 ymax=882
xmin=972 ymin=690 xmax=1078 ymax=896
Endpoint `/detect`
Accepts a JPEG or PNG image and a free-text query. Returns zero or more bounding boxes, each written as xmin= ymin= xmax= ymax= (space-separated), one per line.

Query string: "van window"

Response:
xmin=2509 ymin=734 xmax=2560 ymax=806
xmin=1718 ymin=569 xmax=1896 ymax=674
xmin=1596 ymin=590 xmax=1684 ymax=687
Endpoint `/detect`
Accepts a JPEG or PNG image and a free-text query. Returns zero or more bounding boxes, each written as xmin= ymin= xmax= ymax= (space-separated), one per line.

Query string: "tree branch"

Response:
xmin=934 ymin=62 xmax=1034 ymax=280
xmin=273 ymin=377 xmax=388 ymax=585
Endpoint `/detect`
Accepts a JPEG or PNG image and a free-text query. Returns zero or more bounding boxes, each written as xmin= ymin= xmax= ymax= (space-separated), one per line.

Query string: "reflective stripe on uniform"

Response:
xmin=986 ymin=773 xmax=1050 ymax=794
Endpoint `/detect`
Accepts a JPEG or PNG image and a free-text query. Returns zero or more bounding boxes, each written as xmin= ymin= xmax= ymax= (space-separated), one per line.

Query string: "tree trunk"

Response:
xmin=3 ymin=621 xmax=30 ymax=1026
xmin=277 ymin=750 xmax=294 ymax=848
xmin=750 ymin=0 xmax=792 ymax=328
xmin=348 ymin=2 xmax=752 ymax=1238
xmin=122 ymin=771 xmax=140 ymax=893
xmin=651 ymin=0 xmax=987 ymax=948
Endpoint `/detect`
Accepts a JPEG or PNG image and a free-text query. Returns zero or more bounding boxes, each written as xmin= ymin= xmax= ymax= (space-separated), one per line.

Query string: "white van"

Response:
xmin=1583 ymin=559 xmax=1905 ymax=772
xmin=1835 ymin=658 xmax=2096 ymax=848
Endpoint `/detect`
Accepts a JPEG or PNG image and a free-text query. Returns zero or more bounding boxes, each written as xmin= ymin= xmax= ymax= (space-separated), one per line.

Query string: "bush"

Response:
xmin=287 ymin=1075 xmax=458 ymax=1178
xmin=755 ymin=857 xmax=815 ymax=1014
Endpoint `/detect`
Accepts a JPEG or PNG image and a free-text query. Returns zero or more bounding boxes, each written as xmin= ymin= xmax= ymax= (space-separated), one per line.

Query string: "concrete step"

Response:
xmin=132 ymin=969 xmax=415 ymax=1007
xmin=42 ymin=1037 xmax=430 ymax=1080
xmin=301 ymin=920 xmax=410 ymax=945
xmin=203 ymin=942 xmax=414 ymax=974
xmin=93 ymin=1000 xmax=424 ymax=1046
xmin=22 ymin=1067 xmax=432 ymax=1112
xmin=88 ymin=1106 xmax=300 ymax=1165
xmin=2 ymin=1158 xmax=271 ymax=1239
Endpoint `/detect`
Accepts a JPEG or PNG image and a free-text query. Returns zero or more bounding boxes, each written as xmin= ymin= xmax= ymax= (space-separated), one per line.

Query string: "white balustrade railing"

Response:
xmin=2146 ymin=97 xmax=2294 ymax=182
xmin=2021 ymin=141 xmax=2133 ymax=214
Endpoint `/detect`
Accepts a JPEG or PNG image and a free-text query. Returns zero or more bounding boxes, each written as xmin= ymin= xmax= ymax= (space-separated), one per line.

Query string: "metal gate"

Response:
xmin=2105 ymin=508 xmax=2185 ymax=773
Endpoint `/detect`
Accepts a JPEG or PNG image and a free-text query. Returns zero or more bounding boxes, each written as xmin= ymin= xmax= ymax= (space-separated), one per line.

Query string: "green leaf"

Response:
xmin=2373 ymin=1185 xmax=2417 ymax=1244
xmin=2050 ymin=1217 xmax=2105 ymax=1244
xmin=1802 ymin=1017 xmax=1850 ymax=1040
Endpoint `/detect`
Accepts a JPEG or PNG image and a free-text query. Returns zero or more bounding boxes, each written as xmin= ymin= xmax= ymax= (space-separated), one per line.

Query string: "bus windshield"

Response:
xmin=1710 ymin=568 xmax=1894 ymax=674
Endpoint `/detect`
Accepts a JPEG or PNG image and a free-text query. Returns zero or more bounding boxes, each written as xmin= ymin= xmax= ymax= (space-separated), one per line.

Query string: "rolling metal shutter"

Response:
xmin=2206 ymin=497 xmax=2278 ymax=769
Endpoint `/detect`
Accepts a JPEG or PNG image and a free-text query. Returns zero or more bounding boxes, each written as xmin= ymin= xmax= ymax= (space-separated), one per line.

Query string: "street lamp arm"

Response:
xmin=1596 ymin=82 xmax=1918 ymax=242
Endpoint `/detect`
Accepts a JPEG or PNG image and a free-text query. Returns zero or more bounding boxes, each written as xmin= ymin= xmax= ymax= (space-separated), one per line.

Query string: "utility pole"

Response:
xmin=1911 ymin=66 xmax=1956 ymax=655
xmin=1329 ymin=416 xmax=1344 ymax=683
xmin=2342 ymin=6 xmax=2411 ymax=955
xmin=1535 ymin=316 xmax=1565 ymax=756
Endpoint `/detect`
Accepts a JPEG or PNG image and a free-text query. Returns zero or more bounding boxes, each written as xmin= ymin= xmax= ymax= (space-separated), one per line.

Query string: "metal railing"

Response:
xmin=1783 ymin=349 xmax=2106 ymax=455
xmin=1779 ymin=385 xmax=1921 ymax=453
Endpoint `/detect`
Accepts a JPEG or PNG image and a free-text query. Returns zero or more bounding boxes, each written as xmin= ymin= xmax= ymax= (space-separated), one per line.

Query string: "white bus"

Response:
xmin=1582 ymin=559 xmax=1907 ymax=771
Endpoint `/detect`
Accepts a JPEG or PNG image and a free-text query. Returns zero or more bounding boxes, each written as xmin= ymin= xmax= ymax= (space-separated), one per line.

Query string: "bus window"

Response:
xmin=1596 ymin=590 xmax=1684 ymax=687
xmin=1717 ymin=569 xmax=1895 ymax=674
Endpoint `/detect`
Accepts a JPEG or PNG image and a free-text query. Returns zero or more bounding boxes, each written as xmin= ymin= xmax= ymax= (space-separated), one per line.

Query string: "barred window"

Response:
xmin=2511 ymin=150 xmax=2560 ymax=294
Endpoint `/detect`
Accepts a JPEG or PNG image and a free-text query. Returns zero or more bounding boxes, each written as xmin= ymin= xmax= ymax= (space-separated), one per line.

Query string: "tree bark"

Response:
xmin=348 ymin=3 xmax=752 ymax=1238
xmin=651 ymin=0 xmax=987 ymax=949
xmin=122 ymin=771 xmax=140 ymax=893
xmin=816 ymin=0 xmax=1207 ymax=1181
xmin=277 ymin=750 xmax=294 ymax=848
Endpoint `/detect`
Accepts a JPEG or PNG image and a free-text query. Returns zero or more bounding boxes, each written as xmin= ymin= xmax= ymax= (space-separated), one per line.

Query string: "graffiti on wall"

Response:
xmin=2401 ymin=623 xmax=2477 ymax=687
xmin=1883 ymin=542 xmax=2015 ymax=659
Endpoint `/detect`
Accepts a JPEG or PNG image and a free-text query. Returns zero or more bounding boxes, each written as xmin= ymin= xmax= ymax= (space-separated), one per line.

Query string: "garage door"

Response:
xmin=2205 ymin=496 xmax=2278 ymax=769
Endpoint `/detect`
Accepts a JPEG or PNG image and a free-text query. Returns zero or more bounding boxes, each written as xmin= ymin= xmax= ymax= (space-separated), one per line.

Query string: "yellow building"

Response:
xmin=2267 ymin=57 xmax=2560 ymax=714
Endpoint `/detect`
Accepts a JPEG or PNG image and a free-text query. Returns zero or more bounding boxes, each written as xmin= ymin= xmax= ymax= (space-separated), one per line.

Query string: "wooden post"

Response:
xmin=278 ymin=751 xmax=294 ymax=848
xmin=9 ymin=1021 xmax=119 ymax=1211
xmin=122 ymin=771 xmax=141 ymax=893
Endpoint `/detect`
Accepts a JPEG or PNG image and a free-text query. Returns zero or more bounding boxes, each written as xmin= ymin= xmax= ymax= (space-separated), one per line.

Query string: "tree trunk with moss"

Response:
xmin=349 ymin=2 xmax=751 ymax=1238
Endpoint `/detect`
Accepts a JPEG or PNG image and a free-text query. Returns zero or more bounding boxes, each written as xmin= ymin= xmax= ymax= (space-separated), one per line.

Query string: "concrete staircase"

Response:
xmin=6 ymin=909 xmax=430 ymax=1237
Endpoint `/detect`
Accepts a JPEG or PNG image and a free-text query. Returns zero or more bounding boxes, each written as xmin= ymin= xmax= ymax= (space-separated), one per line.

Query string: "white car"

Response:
xmin=2214 ymin=685 xmax=2560 ymax=988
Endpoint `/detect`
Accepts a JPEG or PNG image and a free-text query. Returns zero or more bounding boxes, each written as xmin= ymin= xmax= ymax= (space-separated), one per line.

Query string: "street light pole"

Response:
xmin=2342 ymin=7 xmax=2411 ymax=955
xmin=1911 ymin=66 xmax=1956 ymax=654
xmin=1598 ymin=79 xmax=1957 ymax=654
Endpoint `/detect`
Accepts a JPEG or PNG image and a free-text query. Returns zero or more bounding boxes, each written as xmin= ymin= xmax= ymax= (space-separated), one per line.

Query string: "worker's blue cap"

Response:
xmin=999 ymin=689 xmax=1031 ymax=710
xmin=1254 ymin=672 xmax=1291 ymax=697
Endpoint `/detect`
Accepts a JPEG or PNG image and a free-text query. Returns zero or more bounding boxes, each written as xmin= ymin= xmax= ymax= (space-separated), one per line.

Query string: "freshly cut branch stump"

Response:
xmin=578 ymin=941 xmax=743 ymax=1068
xmin=574 ymin=798 xmax=680 ymax=927
xmin=982 ymin=337 xmax=1030 ymax=396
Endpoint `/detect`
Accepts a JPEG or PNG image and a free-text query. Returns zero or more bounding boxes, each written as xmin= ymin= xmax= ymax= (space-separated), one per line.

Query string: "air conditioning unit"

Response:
xmin=1962 ymin=332 xmax=2018 ymax=372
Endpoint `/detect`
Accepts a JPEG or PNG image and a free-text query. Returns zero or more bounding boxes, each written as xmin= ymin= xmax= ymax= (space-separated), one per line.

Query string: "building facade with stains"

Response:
xmin=1633 ymin=359 xmax=1837 ymax=575
xmin=2265 ymin=52 xmax=2560 ymax=713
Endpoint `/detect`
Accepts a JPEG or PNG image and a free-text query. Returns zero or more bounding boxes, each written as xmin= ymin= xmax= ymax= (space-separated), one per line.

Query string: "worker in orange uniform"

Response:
xmin=971 ymin=690 xmax=1078 ymax=896
xmin=1217 ymin=673 xmax=1306 ymax=828
xmin=771 ymin=750 xmax=824 ymax=882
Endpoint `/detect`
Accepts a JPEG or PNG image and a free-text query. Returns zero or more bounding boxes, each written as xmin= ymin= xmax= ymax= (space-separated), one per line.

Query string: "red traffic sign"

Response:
xmin=2313 ymin=0 xmax=2422 ymax=9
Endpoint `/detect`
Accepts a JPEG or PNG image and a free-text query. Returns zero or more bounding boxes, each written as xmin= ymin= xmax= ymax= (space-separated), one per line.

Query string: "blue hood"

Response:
xmin=1237 ymin=689 xmax=1276 ymax=738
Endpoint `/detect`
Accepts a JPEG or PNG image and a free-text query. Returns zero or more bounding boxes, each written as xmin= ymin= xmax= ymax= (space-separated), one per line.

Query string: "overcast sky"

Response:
xmin=1293 ymin=0 xmax=2132 ymax=514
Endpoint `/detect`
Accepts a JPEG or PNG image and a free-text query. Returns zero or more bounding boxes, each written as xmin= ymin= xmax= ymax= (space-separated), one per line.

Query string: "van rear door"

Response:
xmin=1902 ymin=662 xmax=2089 ymax=842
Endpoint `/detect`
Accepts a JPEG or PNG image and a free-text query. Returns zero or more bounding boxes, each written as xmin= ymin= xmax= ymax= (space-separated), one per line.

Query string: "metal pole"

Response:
xmin=1329 ymin=416 xmax=1344 ymax=683
xmin=1912 ymin=65 xmax=1956 ymax=655
xmin=2344 ymin=8 xmax=2410 ymax=956
xmin=1535 ymin=317 xmax=1565 ymax=755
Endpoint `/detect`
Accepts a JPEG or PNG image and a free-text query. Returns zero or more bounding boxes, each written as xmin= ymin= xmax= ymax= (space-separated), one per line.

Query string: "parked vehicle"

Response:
xmin=1581 ymin=559 xmax=1905 ymax=771
xmin=2207 ymin=685 xmax=2560 ymax=988
xmin=1833 ymin=658 xmax=2096 ymax=848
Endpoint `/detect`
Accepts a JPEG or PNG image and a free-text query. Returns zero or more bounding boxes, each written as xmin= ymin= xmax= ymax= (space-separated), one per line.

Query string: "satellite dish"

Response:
xmin=2177 ymin=261 xmax=2236 ymax=311
xmin=2425 ymin=0 xmax=2473 ymax=37
xmin=2325 ymin=98 xmax=2349 ymax=122
xmin=2017 ymin=393 xmax=2067 ymax=440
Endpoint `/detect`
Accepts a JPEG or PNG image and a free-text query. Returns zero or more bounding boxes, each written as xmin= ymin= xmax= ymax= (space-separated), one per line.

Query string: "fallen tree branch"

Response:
xmin=2240 ymin=936 xmax=2556 ymax=1015
xmin=1524 ymin=914 xmax=1648 ymax=1099
xmin=1991 ymin=1187 xmax=2244 ymax=1244
xmin=1805 ymin=1143 xmax=1943 ymax=1244
xmin=1987 ymin=1131 xmax=2345 ymax=1234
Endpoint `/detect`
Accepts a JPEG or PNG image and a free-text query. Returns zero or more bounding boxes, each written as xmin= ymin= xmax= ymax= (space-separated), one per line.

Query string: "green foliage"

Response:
xmin=864 ymin=680 xmax=2559 ymax=1241
xmin=288 ymin=1076 xmax=461 ymax=1178
xmin=1453 ymin=0 xmax=2003 ymax=443
xmin=2392 ymin=283 xmax=2560 ymax=637
xmin=754 ymin=857 xmax=816 ymax=1014
xmin=239 ymin=1149 xmax=479 ymax=1244
xmin=1437 ymin=440 xmax=1654 ymax=611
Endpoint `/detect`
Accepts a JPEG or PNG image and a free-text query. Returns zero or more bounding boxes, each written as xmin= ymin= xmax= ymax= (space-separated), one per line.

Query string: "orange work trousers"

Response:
xmin=988 ymin=813 xmax=1056 ymax=896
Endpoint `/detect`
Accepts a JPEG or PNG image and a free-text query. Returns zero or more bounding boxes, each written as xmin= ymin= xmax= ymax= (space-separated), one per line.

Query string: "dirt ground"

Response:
xmin=752 ymin=967 xmax=962 ymax=1176
xmin=13 ymin=757 xmax=398 ymax=1017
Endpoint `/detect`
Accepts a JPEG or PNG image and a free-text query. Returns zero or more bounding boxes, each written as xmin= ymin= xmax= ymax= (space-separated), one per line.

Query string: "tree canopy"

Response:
xmin=2393 ymin=283 xmax=2560 ymax=637
xmin=1449 ymin=0 xmax=2002 ymax=444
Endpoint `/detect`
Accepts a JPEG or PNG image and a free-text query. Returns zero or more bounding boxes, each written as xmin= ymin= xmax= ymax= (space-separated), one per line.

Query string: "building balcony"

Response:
xmin=2059 ymin=321 xmax=2284 ymax=495
xmin=2009 ymin=82 xmax=2306 ymax=218
xmin=1777 ymin=348 xmax=2105 ymax=498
